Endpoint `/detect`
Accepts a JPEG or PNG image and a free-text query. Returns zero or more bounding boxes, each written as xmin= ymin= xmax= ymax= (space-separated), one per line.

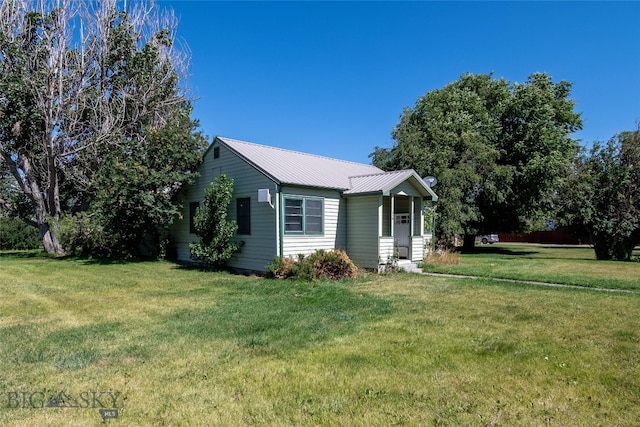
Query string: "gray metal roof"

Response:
xmin=217 ymin=137 xmax=383 ymax=190
xmin=345 ymin=170 xmax=438 ymax=200
xmin=215 ymin=136 xmax=437 ymax=200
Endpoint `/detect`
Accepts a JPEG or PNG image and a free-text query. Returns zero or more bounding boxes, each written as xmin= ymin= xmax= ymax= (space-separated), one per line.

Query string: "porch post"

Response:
xmin=377 ymin=195 xmax=383 ymax=237
xmin=410 ymin=196 xmax=415 ymax=236
xmin=390 ymin=195 xmax=395 ymax=237
xmin=419 ymin=198 xmax=425 ymax=235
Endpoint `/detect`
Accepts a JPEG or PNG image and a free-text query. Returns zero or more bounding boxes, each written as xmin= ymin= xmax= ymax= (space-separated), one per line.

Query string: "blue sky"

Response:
xmin=162 ymin=1 xmax=640 ymax=164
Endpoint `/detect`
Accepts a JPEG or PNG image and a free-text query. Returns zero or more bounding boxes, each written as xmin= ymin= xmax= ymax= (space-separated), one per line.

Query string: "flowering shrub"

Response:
xmin=267 ymin=249 xmax=358 ymax=281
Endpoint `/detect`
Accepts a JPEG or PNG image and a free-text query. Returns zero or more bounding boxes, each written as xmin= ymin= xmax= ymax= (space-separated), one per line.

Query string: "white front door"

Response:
xmin=395 ymin=214 xmax=410 ymax=258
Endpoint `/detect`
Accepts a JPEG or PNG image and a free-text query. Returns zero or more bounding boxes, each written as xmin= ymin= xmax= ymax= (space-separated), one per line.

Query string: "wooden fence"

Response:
xmin=498 ymin=230 xmax=591 ymax=245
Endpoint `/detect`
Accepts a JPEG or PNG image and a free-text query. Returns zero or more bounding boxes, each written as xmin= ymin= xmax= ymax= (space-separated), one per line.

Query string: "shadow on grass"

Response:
xmin=74 ymin=257 xmax=149 ymax=265
xmin=170 ymin=261 xmax=235 ymax=274
xmin=0 ymin=250 xmax=47 ymax=259
xmin=0 ymin=250 xmax=155 ymax=265
xmin=464 ymin=244 xmax=611 ymax=261
xmin=461 ymin=246 xmax=539 ymax=257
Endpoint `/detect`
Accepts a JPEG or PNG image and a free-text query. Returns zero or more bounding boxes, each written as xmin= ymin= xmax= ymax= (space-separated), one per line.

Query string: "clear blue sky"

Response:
xmin=162 ymin=1 xmax=640 ymax=164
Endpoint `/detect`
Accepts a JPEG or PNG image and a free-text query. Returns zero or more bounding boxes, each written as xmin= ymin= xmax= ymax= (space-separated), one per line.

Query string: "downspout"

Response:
xmin=377 ymin=195 xmax=383 ymax=267
xmin=278 ymin=184 xmax=284 ymax=258
xmin=343 ymin=193 xmax=348 ymax=253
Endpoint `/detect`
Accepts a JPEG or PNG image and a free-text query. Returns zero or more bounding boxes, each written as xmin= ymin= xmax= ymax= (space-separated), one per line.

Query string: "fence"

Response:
xmin=498 ymin=230 xmax=591 ymax=245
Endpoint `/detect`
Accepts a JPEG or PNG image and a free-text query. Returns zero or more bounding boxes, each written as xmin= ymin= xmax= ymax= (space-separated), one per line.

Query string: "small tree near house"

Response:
xmin=189 ymin=174 xmax=242 ymax=269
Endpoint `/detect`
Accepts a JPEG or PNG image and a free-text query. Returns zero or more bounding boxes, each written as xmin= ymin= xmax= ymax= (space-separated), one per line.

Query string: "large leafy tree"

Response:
xmin=0 ymin=0 xmax=206 ymax=256
xmin=371 ymin=72 xmax=582 ymax=249
xmin=89 ymin=107 xmax=207 ymax=258
xmin=559 ymin=128 xmax=640 ymax=261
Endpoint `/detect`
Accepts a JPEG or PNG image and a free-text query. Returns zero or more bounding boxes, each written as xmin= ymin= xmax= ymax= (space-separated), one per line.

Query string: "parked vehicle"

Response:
xmin=480 ymin=234 xmax=499 ymax=244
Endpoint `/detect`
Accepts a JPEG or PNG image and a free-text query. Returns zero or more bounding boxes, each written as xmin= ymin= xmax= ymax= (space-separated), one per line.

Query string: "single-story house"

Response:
xmin=170 ymin=137 xmax=438 ymax=272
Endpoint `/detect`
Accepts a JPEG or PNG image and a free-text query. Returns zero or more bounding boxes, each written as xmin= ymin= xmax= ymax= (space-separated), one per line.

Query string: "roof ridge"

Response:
xmin=217 ymin=136 xmax=380 ymax=169
xmin=349 ymin=169 xmax=413 ymax=179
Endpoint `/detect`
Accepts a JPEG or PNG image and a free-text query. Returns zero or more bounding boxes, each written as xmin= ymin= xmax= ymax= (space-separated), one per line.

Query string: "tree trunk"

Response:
xmin=22 ymin=153 xmax=65 ymax=256
xmin=39 ymin=221 xmax=64 ymax=255
xmin=34 ymin=195 xmax=64 ymax=255
xmin=462 ymin=234 xmax=476 ymax=252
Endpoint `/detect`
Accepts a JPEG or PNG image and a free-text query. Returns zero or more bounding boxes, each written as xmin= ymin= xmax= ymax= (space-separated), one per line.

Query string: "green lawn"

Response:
xmin=423 ymin=244 xmax=640 ymax=291
xmin=1 ymin=251 xmax=639 ymax=426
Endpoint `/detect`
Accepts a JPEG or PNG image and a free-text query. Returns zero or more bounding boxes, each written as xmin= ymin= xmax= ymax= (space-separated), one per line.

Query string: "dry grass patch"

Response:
xmin=424 ymin=249 xmax=462 ymax=265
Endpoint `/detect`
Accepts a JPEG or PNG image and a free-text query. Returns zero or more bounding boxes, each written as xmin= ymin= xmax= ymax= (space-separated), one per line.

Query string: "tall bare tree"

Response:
xmin=0 ymin=0 xmax=196 ymax=255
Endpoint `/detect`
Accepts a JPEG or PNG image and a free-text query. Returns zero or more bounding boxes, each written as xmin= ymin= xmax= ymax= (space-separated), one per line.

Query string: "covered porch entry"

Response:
xmin=343 ymin=169 xmax=438 ymax=270
xmin=378 ymin=194 xmax=427 ymax=265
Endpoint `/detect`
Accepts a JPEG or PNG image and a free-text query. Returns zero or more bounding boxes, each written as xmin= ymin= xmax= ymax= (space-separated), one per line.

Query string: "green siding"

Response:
xmin=390 ymin=180 xmax=423 ymax=197
xmin=170 ymin=141 xmax=278 ymax=272
xmin=281 ymin=186 xmax=346 ymax=258
xmin=345 ymin=196 xmax=380 ymax=269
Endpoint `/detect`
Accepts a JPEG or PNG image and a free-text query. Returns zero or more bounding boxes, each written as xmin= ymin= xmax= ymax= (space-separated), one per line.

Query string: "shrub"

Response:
xmin=0 ymin=217 xmax=41 ymax=250
xmin=307 ymin=249 xmax=358 ymax=280
xmin=268 ymin=249 xmax=358 ymax=281
xmin=267 ymin=256 xmax=297 ymax=279
xmin=56 ymin=213 xmax=114 ymax=257
xmin=189 ymin=175 xmax=242 ymax=269
xmin=424 ymin=249 xmax=462 ymax=265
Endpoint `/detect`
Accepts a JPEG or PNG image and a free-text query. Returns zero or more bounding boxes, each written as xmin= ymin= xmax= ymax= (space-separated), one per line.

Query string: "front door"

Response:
xmin=395 ymin=214 xmax=410 ymax=258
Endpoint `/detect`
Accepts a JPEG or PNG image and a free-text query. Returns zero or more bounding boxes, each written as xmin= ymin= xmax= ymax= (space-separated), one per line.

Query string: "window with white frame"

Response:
xmin=284 ymin=197 xmax=323 ymax=234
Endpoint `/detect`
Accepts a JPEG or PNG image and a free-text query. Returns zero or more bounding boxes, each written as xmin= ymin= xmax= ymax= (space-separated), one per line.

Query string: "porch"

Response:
xmin=377 ymin=194 xmax=431 ymax=266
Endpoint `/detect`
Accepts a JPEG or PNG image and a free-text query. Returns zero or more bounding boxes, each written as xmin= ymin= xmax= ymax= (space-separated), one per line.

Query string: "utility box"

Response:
xmin=258 ymin=189 xmax=271 ymax=203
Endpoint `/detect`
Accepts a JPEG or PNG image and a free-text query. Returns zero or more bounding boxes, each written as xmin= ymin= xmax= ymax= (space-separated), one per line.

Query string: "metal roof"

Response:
xmin=217 ymin=137 xmax=383 ymax=190
xmin=215 ymin=136 xmax=437 ymax=200
xmin=345 ymin=170 xmax=438 ymax=199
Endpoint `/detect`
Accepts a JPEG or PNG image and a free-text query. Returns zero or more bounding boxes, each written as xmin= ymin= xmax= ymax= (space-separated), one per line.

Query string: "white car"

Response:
xmin=480 ymin=234 xmax=499 ymax=244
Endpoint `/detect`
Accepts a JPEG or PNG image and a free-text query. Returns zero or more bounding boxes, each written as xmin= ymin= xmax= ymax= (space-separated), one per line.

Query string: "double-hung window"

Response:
xmin=284 ymin=197 xmax=323 ymax=234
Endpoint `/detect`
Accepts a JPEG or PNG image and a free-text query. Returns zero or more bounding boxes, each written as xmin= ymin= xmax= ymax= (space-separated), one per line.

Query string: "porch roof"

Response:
xmin=345 ymin=170 xmax=438 ymax=200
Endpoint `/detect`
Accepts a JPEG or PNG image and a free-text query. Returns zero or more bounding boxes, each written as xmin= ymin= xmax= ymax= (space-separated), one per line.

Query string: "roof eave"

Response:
xmin=280 ymin=182 xmax=348 ymax=192
xmin=215 ymin=136 xmax=281 ymax=185
xmin=343 ymin=190 xmax=383 ymax=197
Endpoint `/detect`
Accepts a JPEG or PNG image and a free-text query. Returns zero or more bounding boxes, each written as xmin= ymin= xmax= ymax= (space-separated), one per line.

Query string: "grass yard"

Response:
xmin=423 ymin=244 xmax=640 ymax=291
xmin=1 ymin=251 xmax=639 ymax=426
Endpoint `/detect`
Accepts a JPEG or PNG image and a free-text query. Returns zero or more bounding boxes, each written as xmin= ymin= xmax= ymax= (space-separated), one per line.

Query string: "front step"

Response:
xmin=378 ymin=259 xmax=423 ymax=273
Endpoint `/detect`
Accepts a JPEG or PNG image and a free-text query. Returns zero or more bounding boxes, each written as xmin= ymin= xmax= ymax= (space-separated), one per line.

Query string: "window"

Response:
xmin=284 ymin=199 xmax=303 ymax=232
xmin=189 ymin=202 xmax=199 ymax=234
xmin=213 ymin=146 xmax=220 ymax=159
xmin=236 ymin=198 xmax=251 ymax=235
xmin=305 ymin=199 xmax=323 ymax=233
xmin=284 ymin=197 xmax=323 ymax=234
